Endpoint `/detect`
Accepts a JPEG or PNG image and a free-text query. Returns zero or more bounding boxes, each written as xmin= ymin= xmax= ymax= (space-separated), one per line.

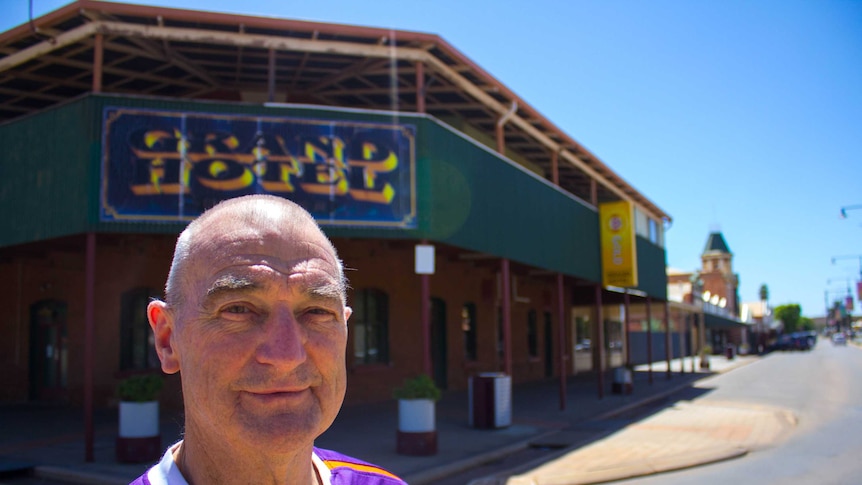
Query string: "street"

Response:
xmin=612 ymin=339 xmax=862 ymax=484
xmin=438 ymin=339 xmax=862 ymax=485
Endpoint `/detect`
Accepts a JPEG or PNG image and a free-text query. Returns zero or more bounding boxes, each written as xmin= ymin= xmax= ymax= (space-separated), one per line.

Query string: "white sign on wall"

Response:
xmin=415 ymin=244 xmax=435 ymax=275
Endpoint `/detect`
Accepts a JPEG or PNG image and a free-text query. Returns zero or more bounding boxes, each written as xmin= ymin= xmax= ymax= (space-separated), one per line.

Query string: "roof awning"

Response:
xmin=704 ymin=313 xmax=749 ymax=329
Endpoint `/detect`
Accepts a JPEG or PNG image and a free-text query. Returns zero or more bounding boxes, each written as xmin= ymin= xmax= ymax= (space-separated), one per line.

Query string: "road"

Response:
xmin=443 ymin=338 xmax=862 ymax=485
xmin=612 ymin=338 xmax=862 ymax=485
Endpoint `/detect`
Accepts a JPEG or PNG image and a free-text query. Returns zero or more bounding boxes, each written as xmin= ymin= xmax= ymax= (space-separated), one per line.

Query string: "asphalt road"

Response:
xmin=615 ymin=338 xmax=862 ymax=485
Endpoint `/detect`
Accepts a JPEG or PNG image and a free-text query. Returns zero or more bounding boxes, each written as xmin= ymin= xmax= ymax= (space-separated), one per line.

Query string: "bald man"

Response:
xmin=132 ymin=195 xmax=405 ymax=485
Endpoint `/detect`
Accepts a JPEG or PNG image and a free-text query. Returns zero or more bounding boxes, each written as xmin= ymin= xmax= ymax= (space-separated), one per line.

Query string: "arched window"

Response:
xmin=352 ymin=289 xmax=389 ymax=365
xmin=120 ymin=288 xmax=161 ymax=371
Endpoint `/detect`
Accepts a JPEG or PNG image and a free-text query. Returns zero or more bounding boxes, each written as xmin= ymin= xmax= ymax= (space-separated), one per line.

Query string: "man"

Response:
xmin=132 ymin=194 xmax=406 ymax=485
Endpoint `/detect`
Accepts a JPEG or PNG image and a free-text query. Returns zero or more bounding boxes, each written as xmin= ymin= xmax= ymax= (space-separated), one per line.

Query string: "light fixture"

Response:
xmin=840 ymin=204 xmax=862 ymax=218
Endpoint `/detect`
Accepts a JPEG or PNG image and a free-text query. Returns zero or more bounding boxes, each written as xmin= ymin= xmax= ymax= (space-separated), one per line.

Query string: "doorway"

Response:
xmin=544 ymin=311 xmax=554 ymax=377
xmin=431 ymin=298 xmax=448 ymax=390
xmin=29 ymin=300 xmax=68 ymax=401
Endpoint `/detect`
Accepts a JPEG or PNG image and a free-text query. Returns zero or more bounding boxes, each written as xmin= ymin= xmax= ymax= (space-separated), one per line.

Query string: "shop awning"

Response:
xmin=704 ymin=312 xmax=749 ymax=329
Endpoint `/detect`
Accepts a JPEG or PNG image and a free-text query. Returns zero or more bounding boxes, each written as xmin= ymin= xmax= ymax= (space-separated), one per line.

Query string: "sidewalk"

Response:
xmin=0 ymin=354 xmax=785 ymax=485
xmin=504 ymin=392 xmax=796 ymax=485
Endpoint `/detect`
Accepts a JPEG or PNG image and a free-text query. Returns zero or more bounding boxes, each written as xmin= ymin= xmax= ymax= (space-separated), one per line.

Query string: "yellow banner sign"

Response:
xmin=599 ymin=200 xmax=638 ymax=288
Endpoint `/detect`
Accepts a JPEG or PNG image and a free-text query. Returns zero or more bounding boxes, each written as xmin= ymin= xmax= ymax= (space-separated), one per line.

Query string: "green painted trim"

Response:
xmin=0 ymin=93 xmax=669 ymax=292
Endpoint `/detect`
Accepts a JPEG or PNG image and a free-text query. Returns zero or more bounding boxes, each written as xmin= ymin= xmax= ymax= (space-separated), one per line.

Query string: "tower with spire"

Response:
xmin=700 ymin=231 xmax=740 ymax=316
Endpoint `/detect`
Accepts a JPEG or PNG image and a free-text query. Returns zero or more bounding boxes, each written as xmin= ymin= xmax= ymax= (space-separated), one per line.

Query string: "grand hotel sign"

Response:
xmin=101 ymin=107 xmax=416 ymax=228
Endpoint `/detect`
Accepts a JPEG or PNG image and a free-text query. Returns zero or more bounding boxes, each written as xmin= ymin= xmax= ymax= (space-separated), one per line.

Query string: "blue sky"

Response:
xmin=5 ymin=0 xmax=862 ymax=317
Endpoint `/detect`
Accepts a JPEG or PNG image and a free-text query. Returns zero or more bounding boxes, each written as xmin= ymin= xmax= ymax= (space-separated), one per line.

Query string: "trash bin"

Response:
xmin=725 ymin=345 xmax=735 ymax=360
xmin=612 ymin=367 xmax=633 ymax=395
xmin=468 ymin=373 xmax=512 ymax=429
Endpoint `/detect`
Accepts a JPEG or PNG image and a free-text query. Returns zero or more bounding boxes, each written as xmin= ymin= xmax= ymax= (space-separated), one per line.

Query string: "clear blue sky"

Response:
xmin=6 ymin=0 xmax=862 ymax=317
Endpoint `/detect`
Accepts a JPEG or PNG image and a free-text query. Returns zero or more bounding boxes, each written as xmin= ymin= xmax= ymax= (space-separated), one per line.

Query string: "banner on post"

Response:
xmin=599 ymin=200 xmax=638 ymax=288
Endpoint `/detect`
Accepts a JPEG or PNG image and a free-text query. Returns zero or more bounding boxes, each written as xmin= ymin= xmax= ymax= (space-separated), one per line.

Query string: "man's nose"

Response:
xmin=255 ymin=306 xmax=307 ymax=366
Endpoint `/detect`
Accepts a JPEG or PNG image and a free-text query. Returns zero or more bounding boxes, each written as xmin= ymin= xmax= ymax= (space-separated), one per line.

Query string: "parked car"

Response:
xmin=791 ymin=331 xmax=816 ymax=351
xmin=832 ymin=332 xmax=847 ymax=346
xmin=770 ymin=332 xmax=816 ymax=351
xmin=771 ymin=334 xmax=794 ymax=351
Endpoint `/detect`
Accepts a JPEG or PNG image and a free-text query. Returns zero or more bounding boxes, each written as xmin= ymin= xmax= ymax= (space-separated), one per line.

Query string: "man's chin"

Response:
xmin=235 ymin=410 xmax=324 ymax=449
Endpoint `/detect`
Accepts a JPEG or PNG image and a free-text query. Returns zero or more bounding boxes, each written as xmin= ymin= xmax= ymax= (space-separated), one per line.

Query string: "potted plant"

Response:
xmin=116 ymin=374 xmax=164 ymax=463
xmin=699 ymin=345 xmax=712 ymax=370
xmin=612 ymin=364 xmax=634 ymax=395
xmin=393 ymin=374 xmax=441 ymax=456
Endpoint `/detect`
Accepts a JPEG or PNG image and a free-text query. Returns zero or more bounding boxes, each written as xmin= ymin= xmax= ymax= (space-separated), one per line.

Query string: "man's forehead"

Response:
xmin=206 ymin=261 xmax=341 ymax=297
xmin=197 ymin=245 xmax=340 ymax=282
xmin=194 ymin=213 xmax=336 ymax=261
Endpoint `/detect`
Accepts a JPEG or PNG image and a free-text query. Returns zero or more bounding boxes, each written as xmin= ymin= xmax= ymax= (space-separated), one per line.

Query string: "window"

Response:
xmin=527 ymin=309 xmax=538 ymax=358
xmin=635 ymin=208 xmax=664 ymax=247
xmin=462 ymin=303 xmax=477 ymax=361
xmin=120 ymin=288 xmax=161 ymax=371
xmin=352 ymin=289 xmax=390 ymax=365
xmin=634 ymin=207 xmax=649 ymax=238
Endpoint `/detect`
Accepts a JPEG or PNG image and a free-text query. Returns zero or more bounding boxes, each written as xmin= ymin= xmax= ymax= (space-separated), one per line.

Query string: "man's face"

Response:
xmin=153 ymin=211 xmax=349 ymax=451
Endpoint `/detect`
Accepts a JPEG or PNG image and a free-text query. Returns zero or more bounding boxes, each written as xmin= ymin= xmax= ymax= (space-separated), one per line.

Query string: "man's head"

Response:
xmin=148 ymin=194 xmax=351 ymax=454
xmin=164 ymin=195 xmax=347 ymax=309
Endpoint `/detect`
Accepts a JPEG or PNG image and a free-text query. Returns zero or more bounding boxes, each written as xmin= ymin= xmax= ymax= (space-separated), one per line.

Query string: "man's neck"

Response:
xmin=174 ymin=434 xmax=316 ymax=485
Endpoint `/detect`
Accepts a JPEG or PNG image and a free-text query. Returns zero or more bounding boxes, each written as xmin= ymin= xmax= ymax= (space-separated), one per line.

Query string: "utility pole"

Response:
xmin=831 ymin=254 xmax=862 ymax=279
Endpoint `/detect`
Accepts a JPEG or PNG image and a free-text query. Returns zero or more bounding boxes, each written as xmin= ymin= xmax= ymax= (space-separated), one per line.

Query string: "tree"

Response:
xmin=774 ymin=303 xmax=802 ymax=333
xmin=759 ymin=284 xmax=769 ymax=302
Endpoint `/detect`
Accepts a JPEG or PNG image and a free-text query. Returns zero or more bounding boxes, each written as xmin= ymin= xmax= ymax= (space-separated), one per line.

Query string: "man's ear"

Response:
xmin=148 ymin=300 xmax=180 ymax=374
xmin=343 ymin=306 xmax=352 ymax=325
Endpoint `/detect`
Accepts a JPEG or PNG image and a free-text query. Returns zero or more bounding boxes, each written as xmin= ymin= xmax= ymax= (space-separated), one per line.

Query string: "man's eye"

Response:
xmin=305 ymin=307 xmax=337 ymax=319
xmin=308 ymin=308 xmax=330 ymax=314
xmin=223 ymin=305 xmax=250 ymax=314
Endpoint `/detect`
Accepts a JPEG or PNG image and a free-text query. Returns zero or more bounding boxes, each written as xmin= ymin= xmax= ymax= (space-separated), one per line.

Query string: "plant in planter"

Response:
xmin=612 ymin=364 xmax=634 ymax=395
xmin=392 ymin=374 xmax=441 ymax=456
xmin=392 ymin=373 xmax=441 ymax=402
xmin=699 ymin=345 xmax=713 ymax=370
xmin=116 ymin=374 xmax=165 ymax=463
xmin=118 ymin=374 xmax=164 ymax=403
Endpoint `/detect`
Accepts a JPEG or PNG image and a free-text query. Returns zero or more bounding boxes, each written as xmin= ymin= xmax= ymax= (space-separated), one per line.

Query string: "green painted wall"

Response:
xmin=636 ymin=236 xmax=668 ymax=300
xmin=417 ymin=120 xmax=601 ymax=279
xmin=0 ymin=98 xmax=97 ymax=244
xmin=0 ymin=94 xmax=669 ymax=296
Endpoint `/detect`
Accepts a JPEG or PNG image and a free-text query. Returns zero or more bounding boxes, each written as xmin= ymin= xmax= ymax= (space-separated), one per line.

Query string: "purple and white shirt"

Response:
xmin=129 ymin=442 xmax=407 ymax=485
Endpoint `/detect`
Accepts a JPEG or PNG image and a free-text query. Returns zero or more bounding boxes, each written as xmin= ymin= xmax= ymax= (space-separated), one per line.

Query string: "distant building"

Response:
xmin=665 ymin=231 xmax=752 ymax=354
xmin=699 ymin=232 xmax=739 ymax=317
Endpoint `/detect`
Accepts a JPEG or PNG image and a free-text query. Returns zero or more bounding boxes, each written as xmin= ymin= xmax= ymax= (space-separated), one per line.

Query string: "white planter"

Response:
xmin=119 ymin=401 xmax=159 ymax=438
xmin=613 ymin=368 xmax=632 ymax=385
xmin=398 ymin=399 xmax=435 ymax=432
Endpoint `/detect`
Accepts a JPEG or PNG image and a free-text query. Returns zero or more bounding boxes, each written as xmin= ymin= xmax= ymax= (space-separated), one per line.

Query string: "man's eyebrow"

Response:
xmin=203 ymin=273 xmax=345 ymax=305
xmin=205 ymin=275 xmax=260 ymax=298
xmin=306 ymin=280 xmax=345 ymax=303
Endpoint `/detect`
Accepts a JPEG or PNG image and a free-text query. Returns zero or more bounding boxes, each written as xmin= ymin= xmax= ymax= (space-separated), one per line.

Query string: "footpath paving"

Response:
xmin=0 ymin=353 xmax=793 ymax=485
xmin=503 ymin=395 xmax=795 ymax=485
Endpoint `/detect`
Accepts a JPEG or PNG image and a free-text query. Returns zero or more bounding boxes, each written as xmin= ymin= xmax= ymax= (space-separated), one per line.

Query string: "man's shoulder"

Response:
xmin=314 ymin=447 xmax=407 ymax=485
xmin=128 ymin=474 xmax=150 ymax=485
